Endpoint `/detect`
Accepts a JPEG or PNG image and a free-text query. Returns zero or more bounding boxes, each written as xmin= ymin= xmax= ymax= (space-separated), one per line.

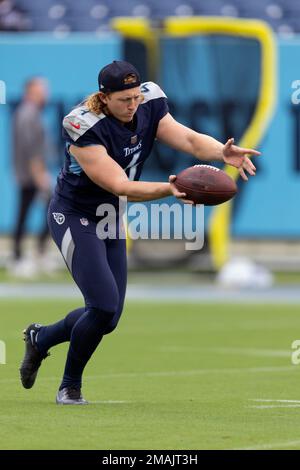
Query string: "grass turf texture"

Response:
xmin=0 ymin=299 xmax=300 ymax=450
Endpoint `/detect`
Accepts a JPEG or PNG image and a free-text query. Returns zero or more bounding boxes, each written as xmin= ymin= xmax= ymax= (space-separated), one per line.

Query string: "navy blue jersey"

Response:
xmin=55 ymin=82 xmax=168 ymax=218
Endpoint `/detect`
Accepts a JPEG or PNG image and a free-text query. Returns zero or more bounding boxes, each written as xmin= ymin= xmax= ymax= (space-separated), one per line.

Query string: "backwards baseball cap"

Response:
xmin=98 ymin=60 xmax=141 ymax=93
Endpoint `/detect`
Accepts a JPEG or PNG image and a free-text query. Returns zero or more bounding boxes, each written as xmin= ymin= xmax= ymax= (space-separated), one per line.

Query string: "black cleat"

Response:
xmin=56 ymin=387 xmax=88 ymax=405
xmin=19 ymin=323 xmax=49 ymax=389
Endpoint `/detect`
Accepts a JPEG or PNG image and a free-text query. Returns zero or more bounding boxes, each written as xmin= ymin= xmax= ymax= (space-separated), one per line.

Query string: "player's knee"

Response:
xmin=89 ymin=306 xmax=116 ymax=328
xmin=102 ymin=307 xmax=124 ymax=336
xmin=92 ymin=285 xmax=120 ymax=314
xmin=103 ymin=320 xmax=118 ymax=335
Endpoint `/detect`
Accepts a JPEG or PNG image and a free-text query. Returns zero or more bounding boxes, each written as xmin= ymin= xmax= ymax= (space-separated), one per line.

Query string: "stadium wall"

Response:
xmin=0 ymin=33 xmax=300 ymax=238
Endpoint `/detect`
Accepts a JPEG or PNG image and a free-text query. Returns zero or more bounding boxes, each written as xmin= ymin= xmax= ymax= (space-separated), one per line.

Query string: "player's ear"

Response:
xmin=99 ymin=92 xmax=108 ymax=104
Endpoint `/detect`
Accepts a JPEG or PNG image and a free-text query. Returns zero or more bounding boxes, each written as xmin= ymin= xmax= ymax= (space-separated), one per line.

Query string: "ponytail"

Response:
xmin=85 ymin=91 xmax=107 ymax=115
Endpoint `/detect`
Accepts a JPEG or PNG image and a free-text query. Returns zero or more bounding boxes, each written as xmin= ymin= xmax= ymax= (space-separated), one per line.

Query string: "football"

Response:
xmin=174 ymin=164 xmax=237 ymax=205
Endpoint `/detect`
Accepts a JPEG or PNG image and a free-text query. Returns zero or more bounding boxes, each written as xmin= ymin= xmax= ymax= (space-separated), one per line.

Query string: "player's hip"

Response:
xmin=48 ymin=196 xmax=126 ymax=246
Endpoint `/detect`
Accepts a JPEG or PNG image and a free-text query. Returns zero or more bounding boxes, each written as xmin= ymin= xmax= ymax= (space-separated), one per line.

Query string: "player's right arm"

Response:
xmin=70 ymin=144 xmax=190 ymax=203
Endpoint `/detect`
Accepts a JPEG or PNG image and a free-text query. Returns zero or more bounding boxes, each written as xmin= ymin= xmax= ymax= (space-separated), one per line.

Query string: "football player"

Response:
xmin=20 ymin=61 xmax=259 ymax=404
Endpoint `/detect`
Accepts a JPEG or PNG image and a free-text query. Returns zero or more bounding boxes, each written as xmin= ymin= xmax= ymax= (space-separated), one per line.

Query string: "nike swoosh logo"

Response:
xmin=69 ymin=121 xmax=80 ymax=129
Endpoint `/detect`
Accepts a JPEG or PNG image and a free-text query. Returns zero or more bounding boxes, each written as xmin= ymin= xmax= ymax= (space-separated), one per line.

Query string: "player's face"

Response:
xmin=104 ymin=87 xmax=143 ymax=123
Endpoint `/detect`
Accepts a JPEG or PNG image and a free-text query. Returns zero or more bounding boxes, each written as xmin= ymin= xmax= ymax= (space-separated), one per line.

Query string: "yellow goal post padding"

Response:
xmin=111 ymin=17 xmax=159 ymax=80
xmin=164 ymin=17 xmax=277 ymax=269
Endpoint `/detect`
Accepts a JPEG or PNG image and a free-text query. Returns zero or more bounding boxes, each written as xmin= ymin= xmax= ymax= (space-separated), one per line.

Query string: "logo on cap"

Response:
xmin=124 ymin=73 xmax=138 ymax=85
xmin=98 ymin=61 xmax=141 ymax=93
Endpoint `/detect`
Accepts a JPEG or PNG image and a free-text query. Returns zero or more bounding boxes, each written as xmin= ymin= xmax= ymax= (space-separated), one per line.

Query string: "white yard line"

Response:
xmin=250 ymin=405 xmax=300 ymax=409
xmin=160 ymin=346 xmax=291 ymax=358
xmin=235 ymin=440 xmax=300 ymax=450
xmin=88 ymin=400 xmax=130 ymax=404
xmin=209 ymin=347 xmax=290 ymax=358
xmin=250 ymin=399 xmax=300 ymax=403
xmin=249 ymin=398 xmax=300 ymax=409
xmin=0 ymin=365 xmax=294 ymax=385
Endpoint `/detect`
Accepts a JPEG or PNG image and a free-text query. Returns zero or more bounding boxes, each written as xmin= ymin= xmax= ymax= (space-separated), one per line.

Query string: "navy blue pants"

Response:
xmin=39 ymin=197 xmax=127 ymax=389
xmin=48 ymin=197 xmax=127 ymax=320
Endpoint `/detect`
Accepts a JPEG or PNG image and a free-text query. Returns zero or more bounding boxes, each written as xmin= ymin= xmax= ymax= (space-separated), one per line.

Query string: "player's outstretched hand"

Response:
xmin=222 ymin=137 xmax=260 ymax=181
xmin=169 ymin=175 xmax=194 ymax=204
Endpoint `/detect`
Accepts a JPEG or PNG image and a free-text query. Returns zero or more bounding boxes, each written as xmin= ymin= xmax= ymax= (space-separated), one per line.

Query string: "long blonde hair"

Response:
xmin=85 ymin=89 xmax=144 ymax=115
xmin=85 ymin=91 xmax=107 ymax=115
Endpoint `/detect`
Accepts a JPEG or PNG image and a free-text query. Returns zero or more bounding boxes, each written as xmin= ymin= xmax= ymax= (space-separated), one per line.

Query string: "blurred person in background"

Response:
xmin=10 ymin=77 xmax=52 ymax=277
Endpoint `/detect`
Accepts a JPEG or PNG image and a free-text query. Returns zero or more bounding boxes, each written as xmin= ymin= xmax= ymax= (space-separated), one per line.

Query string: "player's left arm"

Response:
xmin=156 ymin=113 xmax=260 ymax=181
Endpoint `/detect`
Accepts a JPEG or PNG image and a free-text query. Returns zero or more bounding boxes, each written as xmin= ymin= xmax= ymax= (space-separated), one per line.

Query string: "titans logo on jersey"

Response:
xmin=55 ymin=82 xmax=169 ymax=217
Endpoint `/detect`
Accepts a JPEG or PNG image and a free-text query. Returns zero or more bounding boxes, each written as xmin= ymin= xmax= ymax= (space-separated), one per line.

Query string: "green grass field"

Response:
xmin=1 ymin=299 xmax=300 ymax=450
